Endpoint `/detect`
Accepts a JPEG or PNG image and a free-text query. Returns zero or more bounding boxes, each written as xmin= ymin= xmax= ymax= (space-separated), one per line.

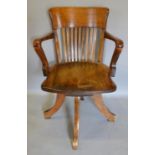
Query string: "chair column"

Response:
xmin=72 ymin=97 xmax=80 ymax=150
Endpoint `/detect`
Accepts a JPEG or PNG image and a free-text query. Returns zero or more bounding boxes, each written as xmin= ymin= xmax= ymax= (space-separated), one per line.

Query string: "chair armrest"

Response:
xmin=105 ymin=31 xmax=124 ymax=77
xmin=33 ymin=32 xmax=55 ymax=76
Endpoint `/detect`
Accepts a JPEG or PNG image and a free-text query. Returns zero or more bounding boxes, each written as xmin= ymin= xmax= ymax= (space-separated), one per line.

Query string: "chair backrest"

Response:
xmin=49 ymin=7 xmax=109 ymax=63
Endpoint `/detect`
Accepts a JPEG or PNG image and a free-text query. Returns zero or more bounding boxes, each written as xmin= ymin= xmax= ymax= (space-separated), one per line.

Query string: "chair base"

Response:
xmin=44 ymin=93 xmax=116 ymax=150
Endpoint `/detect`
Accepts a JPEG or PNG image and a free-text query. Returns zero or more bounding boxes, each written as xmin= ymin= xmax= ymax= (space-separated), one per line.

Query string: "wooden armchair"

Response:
xmin=33 ymin=7 xmax=123 ymax=149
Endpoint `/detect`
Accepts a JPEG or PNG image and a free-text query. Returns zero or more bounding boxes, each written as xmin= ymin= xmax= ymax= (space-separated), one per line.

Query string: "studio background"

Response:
xmin=28 ymin=0 xmax=128 ymax=155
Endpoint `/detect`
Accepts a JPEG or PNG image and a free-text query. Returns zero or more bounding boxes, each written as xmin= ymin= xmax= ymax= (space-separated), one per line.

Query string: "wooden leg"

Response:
xmin=44 ymin=94 xmax=65 ymax=119
xmin=72 ymin=97 xmax=80 ymax=150
xmin=91 ymin=95 xmax=116 ymax=122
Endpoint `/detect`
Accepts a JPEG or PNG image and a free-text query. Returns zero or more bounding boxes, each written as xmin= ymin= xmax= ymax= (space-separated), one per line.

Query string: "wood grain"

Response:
xmin=41 ymin=62 xmax=116 ymax=96
xmin=49 ymin=7 xmax=109 ymax=29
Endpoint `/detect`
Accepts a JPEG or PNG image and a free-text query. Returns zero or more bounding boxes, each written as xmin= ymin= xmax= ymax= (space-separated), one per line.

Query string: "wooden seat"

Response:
xmin=33 ymin=7 xmax=124 ymax=150
xmin=42 ymin=62 xmax=116 ymax=96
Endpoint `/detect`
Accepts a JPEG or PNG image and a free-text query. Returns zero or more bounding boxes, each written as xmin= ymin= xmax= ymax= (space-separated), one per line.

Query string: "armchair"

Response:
xmin=33 ymin=7 xmax=124 ymax=149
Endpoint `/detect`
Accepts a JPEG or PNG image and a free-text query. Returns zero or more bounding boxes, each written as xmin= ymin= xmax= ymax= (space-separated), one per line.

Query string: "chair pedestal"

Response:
xmin=44 ymin=94 xmax=116 ymax=149
xmin=72 ymin=97 xmax=80 ymax=150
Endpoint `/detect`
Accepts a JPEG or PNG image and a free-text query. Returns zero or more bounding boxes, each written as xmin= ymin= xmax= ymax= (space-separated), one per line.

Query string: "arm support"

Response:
xmin=33 ymin=32 xmax=55 ymax=76
xmin=105 ymin=31 xmax=124 ymax=77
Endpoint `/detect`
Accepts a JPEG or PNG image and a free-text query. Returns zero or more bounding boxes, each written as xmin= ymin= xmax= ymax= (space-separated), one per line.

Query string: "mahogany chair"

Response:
xmin=33 ymin=7 xmax=123 ymax=149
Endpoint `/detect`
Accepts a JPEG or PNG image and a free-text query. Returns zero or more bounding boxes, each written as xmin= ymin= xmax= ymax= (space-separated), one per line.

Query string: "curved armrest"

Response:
xmin=33 ymin=32 xmax=55 ymax=76
xmin=105 ymin=31 xmax=124 ymax=77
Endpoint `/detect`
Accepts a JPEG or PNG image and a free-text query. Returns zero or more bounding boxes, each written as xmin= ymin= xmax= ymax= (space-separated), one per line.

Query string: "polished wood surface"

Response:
xmin=55 ymin=27 xmax=106 ymax=63
xmin=49 ymin=7 xmax=109 ymax=29
xmin=98 ymin=29 xmax=105 ymax=63
xmin=33 ymin=7 xmax=124 ymax=150
xmin=33 ymin=33 xmax=55 ymax=76
xmin=44 ymin=94 xmax=65 ymax=119
xmin=91 ymin=95 xmax=116 ymax=122
xmin=72 ymin=97 xmax=80 ymax=150
xmin=41 ymin=62 xmax=116 ymax=96
xmin=105 ymin=31 xmax=124 ymax=76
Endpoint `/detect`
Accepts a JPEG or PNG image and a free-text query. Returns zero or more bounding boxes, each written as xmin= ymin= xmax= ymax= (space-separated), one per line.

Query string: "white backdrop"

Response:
xmin=27 ymin=0 xmax=128 ymax=96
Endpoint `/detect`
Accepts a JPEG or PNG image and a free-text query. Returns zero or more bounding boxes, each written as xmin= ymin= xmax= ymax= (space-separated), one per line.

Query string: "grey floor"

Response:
xmin=28 ymin=93 xmax=128 ymax=155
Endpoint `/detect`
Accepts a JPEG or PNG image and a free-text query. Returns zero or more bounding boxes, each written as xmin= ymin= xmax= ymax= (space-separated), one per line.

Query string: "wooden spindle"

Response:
xmin=77 ymin=28 xmax=82 ymax=61
xmin=66 ymin=28 xmax=71 ymax=62
xmin=91 ymin=28 xmax=97 ymax=62
xmin=98 ymin=29 xmax=105 ymax=63
xmin=85 ymin=28 xmax=89 ymax=61
xmin=62 ymin=28 xmax=67 ymax=62
xmin=74 ymin=28 xmax=78 ymax=61
xmin=81 ymin=28 xmax=86 ymax=61
xmin=70 ymin=28 xmax=74 ymax=62
xmin=54 ymin=30 xmax=61 ymax=63
xmin=89 ymin=28 xmax=94 ymax=61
